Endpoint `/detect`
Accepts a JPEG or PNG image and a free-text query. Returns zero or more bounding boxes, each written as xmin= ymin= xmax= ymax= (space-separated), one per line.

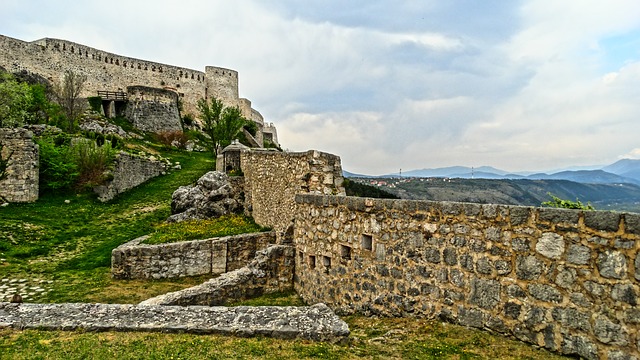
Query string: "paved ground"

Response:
xmin=0 ymin=278 xmax=52 ymax=302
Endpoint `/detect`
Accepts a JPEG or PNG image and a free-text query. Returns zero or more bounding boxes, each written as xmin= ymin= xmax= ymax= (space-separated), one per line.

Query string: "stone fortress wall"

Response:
xmin=240 ymin=150 xmax=345 ymax=243
xmin=0 ymin=128 xmax=38 ymax=203
xmin=0 ymin=34 xmax=277 ymax=143
xmin=292 ymin=194 xmax=640 ymax=360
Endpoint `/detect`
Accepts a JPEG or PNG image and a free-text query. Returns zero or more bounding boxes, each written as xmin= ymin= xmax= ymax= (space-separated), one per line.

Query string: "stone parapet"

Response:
xmin=0 ymin=302 xmax=349 ymax=343
xmin=294 ymin=194 xmax=640 ymax=360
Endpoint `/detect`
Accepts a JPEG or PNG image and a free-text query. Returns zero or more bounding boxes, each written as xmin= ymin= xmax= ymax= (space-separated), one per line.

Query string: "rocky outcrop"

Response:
xmin=168 ymin=171 xmax=243 ymax=222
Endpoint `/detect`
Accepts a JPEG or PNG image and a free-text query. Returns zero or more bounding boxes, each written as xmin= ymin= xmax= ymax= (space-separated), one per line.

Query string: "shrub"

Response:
xmin=542 ymin=193 xmax=595 ymax=210
xmin=37 ymin=135 xmax=79 ymax=192
xmin=155 ymin=130 xmax=189 ymax=149
xmin=182 ymin=113 xmax=195 ymax=127
xmin=87 ymin=96 xmax=102 ymax=113
xmin=243 ymin=121 xmax=258 ymax=136
xmin=70 ymin=139 xmax=116 ymax=189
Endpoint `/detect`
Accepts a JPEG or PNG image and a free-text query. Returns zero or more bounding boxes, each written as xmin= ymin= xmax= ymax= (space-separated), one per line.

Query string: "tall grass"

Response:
xmin=70 ymin=138 xmax=116 ymax=188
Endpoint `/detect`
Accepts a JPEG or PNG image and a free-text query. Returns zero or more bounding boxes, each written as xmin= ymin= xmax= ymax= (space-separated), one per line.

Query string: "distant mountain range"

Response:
xmin=344 ymin=159 xmax=640 ymax=185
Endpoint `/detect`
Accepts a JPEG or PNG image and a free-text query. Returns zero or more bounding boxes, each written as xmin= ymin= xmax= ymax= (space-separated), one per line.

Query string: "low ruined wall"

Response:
xmin=0 ymin=128 xmax=38 ymax=203
xmin=112 ymin=231 xmax=276 ymax=280
xmin=141 ymin=244 xmax=295 ymax=306
xmin=241 ymin=150 xmax=344 ymax=242
xmin=0 ymin=302 xmax=349 ymax=343
xmin=94 ymin=152 xmax=167 ymax=202
xmin=294 ymin=194 xmax=640 ymax=360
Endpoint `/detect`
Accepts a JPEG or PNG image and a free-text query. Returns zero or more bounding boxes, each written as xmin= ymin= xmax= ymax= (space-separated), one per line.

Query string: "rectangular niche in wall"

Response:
xmin=308 ymin=255 xmax=316 ymax=269
xmin=340 ymin=244 xmax=352 ymax=261
xmin=361 ymin=234 xmax=373 ymax=251
xmin=323 ymin=255 xmax=332 ymax=269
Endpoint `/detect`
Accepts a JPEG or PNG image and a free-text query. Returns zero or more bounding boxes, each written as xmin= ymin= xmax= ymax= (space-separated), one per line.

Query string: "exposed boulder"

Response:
xmin=167 ymin=171 xmax=243 ymax=222
xmin=79 ymin=115 xmax=129 ymax=139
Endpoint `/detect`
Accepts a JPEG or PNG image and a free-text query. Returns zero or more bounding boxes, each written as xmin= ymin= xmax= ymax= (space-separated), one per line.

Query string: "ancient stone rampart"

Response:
xmin=111 ymin=231 xmax=276 ymax=280
xmin=141 ymin=244 xmax=294 ymax=306
xmin=124 ymin=86 xmax=181 ymax=133
xmin=0 ymin=128 xmax=38 ymax=203
xmin=241 ymin=150 xmax=345 ymax=242
xmin=294 ymin=194 xmax=640 ymax=360
xmin=94 ymin=152 xmax=167 ymax=202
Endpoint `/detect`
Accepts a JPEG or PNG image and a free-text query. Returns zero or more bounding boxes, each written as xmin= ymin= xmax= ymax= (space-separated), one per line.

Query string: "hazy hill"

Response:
xmin=345 ymin=159 xmax=640 ymax=185
xmin=352 ymin=177 xmax=640 ymax=213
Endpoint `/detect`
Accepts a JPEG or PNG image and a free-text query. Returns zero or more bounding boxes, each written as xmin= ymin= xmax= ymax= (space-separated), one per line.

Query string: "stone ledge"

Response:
xmin=0 ymin=302 xmax=349 ymax=343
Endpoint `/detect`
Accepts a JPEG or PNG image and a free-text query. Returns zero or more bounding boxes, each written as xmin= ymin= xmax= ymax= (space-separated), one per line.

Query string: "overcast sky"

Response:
xmin=2 ymin=1 xmax=640 ymax=174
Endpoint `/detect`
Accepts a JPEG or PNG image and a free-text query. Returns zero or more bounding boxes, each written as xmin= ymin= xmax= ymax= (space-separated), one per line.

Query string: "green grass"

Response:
xmin=0 ymin=316 xmax=568 ymax=360
xmin=143 ymin=214 xmax=268 ymax=245
xmin=0 ymin=150 xmax=214 ymax=303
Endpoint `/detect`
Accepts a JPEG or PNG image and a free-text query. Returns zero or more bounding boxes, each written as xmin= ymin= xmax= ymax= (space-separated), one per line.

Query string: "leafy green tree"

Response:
xmin=197 ymin=97 xmax=224 ymax=156
xmin=54 ymin=70 xmax=87 ymax=132
xmin=217 ymin=106 xmax=247 ymax=149
xmin=542 ymin=193 xmax=595 ymax=210
xmin=196 ymin=97 xmax=248 ymax=156
xmin=0 ymin=74 xmax=35 ymax=128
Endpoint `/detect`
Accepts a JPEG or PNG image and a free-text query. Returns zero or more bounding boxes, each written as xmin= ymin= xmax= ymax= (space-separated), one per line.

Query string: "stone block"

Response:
xmin=584 ymin=211 xmax=621 ymax=233
xmin=624 ymin=213 xmax=640 ymax=235
xmin=516 ymin=255 xmax=544 ymax=280
xmin=611 ymin=283 xmax=637 ymax=305
xmin=469 ymin=278 xmax=501 ymax=309
xmin=538 ymin=208 xmax=579 ymax=225
xmin=594 ymin=315 xmax=628 ymax=346
xmin=551 ymin=307 xmax=591 ymax=332
xmin=535 ymin=232 xmax=565 ymax=259
xmin=509 ymin=206 xmax=531 ymax=226
xmin=528 ymin=284 xmax=563 ymax=303
xmin=597 ymin=250 xmax=628 ymax=279
xmin=566 ymin=244 xmax=591 ymax=265
xmin=561 ymin=334 xmax=598 ymax=360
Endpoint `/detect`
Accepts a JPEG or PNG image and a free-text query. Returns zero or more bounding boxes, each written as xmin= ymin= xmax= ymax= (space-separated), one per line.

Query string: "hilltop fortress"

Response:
xmin=0 ymin=34 xmax=278 ymax=144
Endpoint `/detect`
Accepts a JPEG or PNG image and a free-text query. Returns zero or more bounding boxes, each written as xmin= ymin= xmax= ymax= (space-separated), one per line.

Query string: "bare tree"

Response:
xmin=54 ymin=70 xmax=87 ymax=132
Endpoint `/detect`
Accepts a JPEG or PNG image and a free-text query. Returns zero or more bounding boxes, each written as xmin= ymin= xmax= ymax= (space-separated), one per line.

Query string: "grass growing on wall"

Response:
xmin=142 ymin=215 xmax=268 ymax=245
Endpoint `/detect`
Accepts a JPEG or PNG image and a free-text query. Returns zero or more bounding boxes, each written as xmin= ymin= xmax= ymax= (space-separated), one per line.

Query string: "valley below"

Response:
xmin=353 ymin=177 xmax=640 ymax=213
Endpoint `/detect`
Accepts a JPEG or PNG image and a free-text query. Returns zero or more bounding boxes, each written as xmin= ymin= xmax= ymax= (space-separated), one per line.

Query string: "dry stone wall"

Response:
xmin=141 ymin=244 xmax=295 ymax=306
xmin=294 ymin=194 xmax=640 ymax=360
xmin=94 ymin=152 xmax=167 ymax=202
xmin=0 ymin=128 xmax=38 ymax=203
xmin=241 ymin=150 xmax=345 ymax=242
xmin=111 ymin=231 xmax=275 ymax=280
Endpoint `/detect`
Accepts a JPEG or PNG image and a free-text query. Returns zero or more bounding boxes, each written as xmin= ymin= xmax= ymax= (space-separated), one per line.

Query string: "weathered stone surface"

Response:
xmin=168 ymin=171 xmax=243 ymax=222
xmin=584 ymin=211 xmax=621 ymax=232
xmin=594 ymin=315 xmax=628 ymax=346
xmin=611 ymin=283 xmax=637 ymax=305
xmin=567 ymin=244 xmax=591 ymax=265
xmin=561 ymin=334 xmax=598 ymax=360
xmin=535 ymin=233 xmax=565 ymax=259
xmin=529 ymin=284 xmax=563 ymax=303
xmin=597 ymin=250 xmax=627 ymax=279
xmin=635 ymin=254 xmax=640 ymax=281
xmin=516 ymin=256 xmax=544 ymax=280
xmin=551 ymin=307 xmax=591 ymax=332
xmin=555 ymin=266 xmax=576 ymax=289
xmin=0 ymin=302 xmax=348 ymax=343
xmin=469 ymin=278 xmax=500 ymax=309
